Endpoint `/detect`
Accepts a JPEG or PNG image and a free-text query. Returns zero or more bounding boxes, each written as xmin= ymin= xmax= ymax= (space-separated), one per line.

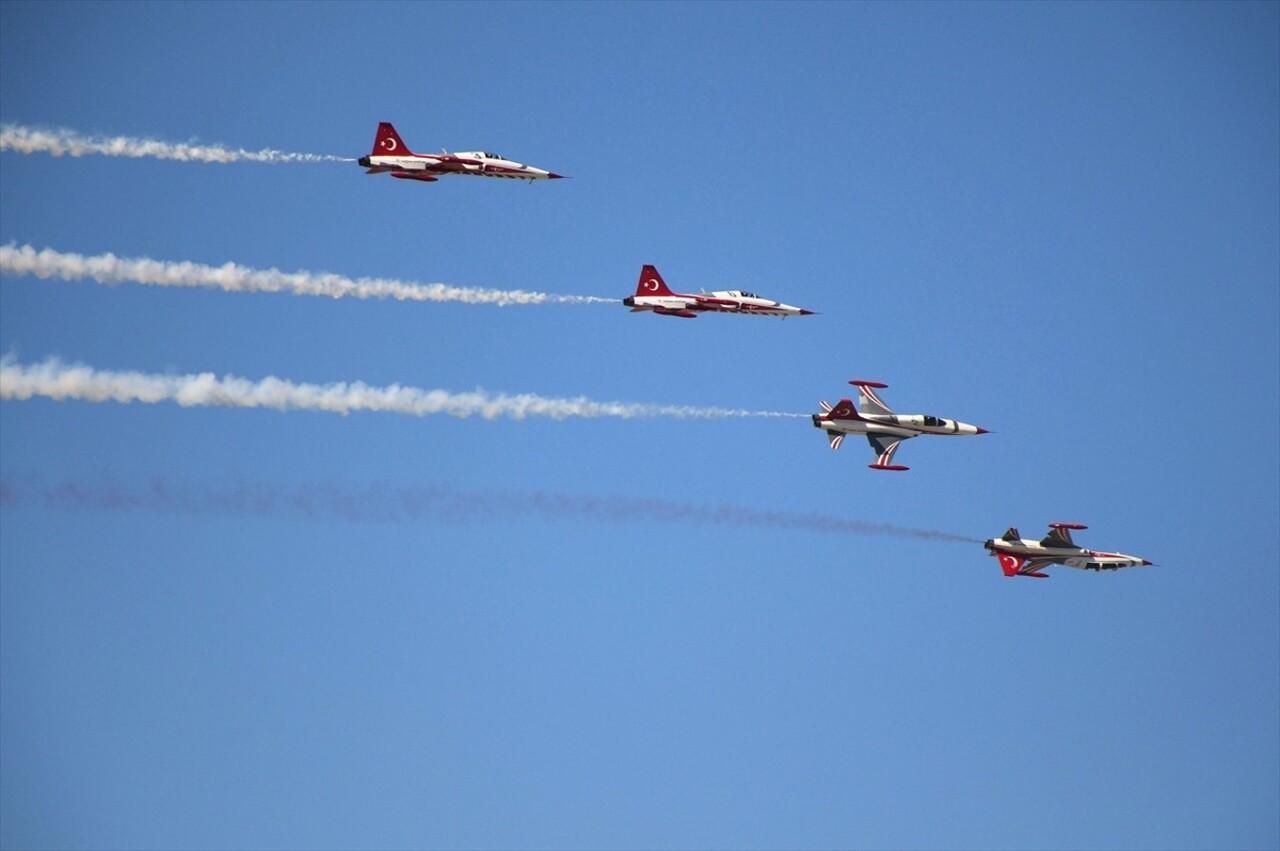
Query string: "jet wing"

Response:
xmin=866 ymin=434 xmax=908 ymax=470
xmin=417 ymin=154 xmax=484 ymax=174
xmin=692 ymin=295 xmax=740 ymax=307
xmin=424 ymin=161 xmax=475 ymax=173
xmin=1040 ymin=523 xmax=1085 ymax=548
xmin=857 ymin=383 xmax=894 ymax=417
xmin=1022 ymin=558 xmax=1059 ymax=576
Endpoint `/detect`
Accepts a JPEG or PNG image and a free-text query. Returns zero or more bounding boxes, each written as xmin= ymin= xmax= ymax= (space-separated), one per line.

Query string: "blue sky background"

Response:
xmin=1 ymin=2 xmax=1277 ymax=849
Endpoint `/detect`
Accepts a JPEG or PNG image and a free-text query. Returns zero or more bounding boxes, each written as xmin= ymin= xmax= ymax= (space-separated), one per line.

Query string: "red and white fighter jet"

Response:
xmin=985 ymin=523 xmax=1153 ymax=578
xmin=622 ymin=265 xmax=814 ymax=318
xmin=357 ymin=122 xmax=564 ymax=183
xmin=812 ymin=380 xmax=987 ymax=471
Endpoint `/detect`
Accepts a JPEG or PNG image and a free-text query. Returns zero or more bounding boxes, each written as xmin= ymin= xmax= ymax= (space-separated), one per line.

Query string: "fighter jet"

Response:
xmin=812 ymin=379 xmax=987 ymax=471
xmin=622 ymin=265 xmax=814 ymax=318
xmin=357 ymin=122 xmax=564 ymax=183
xmin=985 ymin=523 xmax=1153 ymax=578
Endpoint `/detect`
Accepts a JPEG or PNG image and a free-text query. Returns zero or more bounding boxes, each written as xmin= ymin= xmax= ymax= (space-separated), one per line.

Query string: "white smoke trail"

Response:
xmin=0 ymin=124 xmax=352 ymax=163
xmin=0 ymin=475 xmax=982 ymax=544
xmin=0 ymin=244 xmax=616 ymax=306
xmin=0 ymin=355 xmax=801 ymax=421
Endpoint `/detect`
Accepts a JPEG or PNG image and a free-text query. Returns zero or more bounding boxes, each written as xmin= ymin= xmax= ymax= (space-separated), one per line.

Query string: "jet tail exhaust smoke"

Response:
xmin=0 ymin=475 xmax=982 ymax=544
xmin=0 ymin=355 xmax=801 ymax=421
xmin=0 ymin=244 xmax=616 ymax=306
xmin=0 ymin=124 xmax=352 ymax=163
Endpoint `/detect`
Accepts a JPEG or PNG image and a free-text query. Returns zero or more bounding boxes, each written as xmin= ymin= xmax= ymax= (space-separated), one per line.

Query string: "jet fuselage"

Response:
xmin=984 ymin=537 xmax=1152 ymax=572
xmin=358 ymin=122 xmax=563 ymax=183
xmin=622 ymin=265 xmax=813 ymax=318
xmin=812 ymin=412 xmax=985 ymax=440
xmin=624 ymin=289 xmax=812 ymax=317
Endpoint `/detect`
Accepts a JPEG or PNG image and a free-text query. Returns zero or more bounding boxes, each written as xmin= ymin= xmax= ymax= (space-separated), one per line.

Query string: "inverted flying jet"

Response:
xmin=985 ymin=523 xmax=1153 ymax=578
xmin=622 ymin=265 xmax=814 ymax=318
xmin=357 ymin=122 xmax=564 ymax=183
xmin=812 ymin=380 xmax=987 ymax=471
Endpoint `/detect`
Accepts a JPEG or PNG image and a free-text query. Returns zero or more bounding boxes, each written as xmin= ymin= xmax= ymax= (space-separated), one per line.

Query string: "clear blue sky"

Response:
xmin=1 ymin=2 xmax=1277 ymax=849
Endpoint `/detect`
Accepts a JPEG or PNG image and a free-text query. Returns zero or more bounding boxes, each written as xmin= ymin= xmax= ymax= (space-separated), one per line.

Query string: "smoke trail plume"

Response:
xmin=0 ymin=355 xmax=800 ymax=421
xmin=0 ymin=244 xmax=615 ymax=306
xmin=0 ymin=124 xmax=352 ymax=163
xmin=0 ymin=475 xmax=981 ymax=544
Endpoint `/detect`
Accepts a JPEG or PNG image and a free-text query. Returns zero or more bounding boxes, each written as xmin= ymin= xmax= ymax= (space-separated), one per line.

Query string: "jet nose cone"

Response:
xmin=976 ymin=427 xmax=990 ymax=434
xmin=799 ymin=308 xmax=816 ymax=316
xmin=547 ymin=172 xmax=566 ymax=179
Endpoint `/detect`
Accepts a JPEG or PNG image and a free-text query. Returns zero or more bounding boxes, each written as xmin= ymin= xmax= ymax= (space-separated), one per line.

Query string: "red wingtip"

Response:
xmin=868 ymin=464 xmax=910 ymax=472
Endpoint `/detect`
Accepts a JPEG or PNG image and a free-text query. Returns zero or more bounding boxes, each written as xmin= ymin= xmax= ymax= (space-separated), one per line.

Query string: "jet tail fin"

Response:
xmin=998 ymin=553 xmax=1050 ymax=578
xmin=998 ymin=553 xmax=1025 ymax=576
xmin=636 ymin=265 xmax=676 ymax=297
xmin=371 ymin=122 xmax=415 ymax=157
xmin=824 ymin=399 xmax=861 ymax=421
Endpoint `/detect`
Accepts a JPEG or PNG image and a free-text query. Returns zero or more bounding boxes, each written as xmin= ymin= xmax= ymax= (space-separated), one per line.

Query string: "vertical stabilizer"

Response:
xmin=824 ymin=399 xmax=860 ymax=420
xmin=636 ymin=265 xmax=675 ymax=297
xmin=371 ymin=122 xmax=415 ymax=157
xmin=998 ymin=553 xmax=1026 ymax=576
